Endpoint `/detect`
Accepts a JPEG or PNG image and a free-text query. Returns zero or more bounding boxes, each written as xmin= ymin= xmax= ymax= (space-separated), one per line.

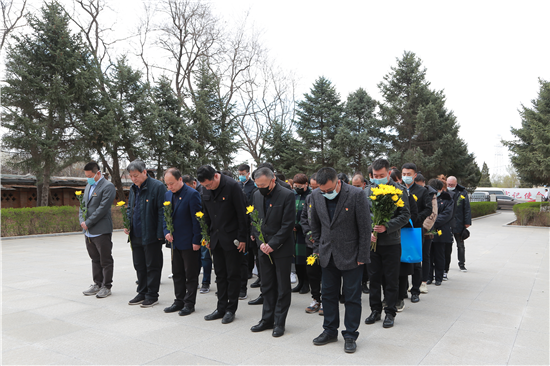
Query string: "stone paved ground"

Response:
xmin=2 ymin=210 xmax=549 ymax=365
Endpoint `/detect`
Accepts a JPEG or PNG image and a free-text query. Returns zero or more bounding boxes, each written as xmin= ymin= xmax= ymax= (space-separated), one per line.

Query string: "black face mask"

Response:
xmin=259 ymin=184 xmax=273 ymax=196
xmin=295 ymin=187 xmax=305 ymax=195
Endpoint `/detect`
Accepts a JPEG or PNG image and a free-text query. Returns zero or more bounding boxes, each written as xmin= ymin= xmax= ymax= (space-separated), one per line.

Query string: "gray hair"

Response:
xmin=127 ymin=160 xmax=147 ymax=173
xmin=254 ymin=167 xmax=274 ymax=180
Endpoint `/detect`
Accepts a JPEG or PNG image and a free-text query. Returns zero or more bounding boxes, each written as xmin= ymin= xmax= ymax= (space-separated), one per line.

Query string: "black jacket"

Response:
xmin=365 ymin=179 xmax=411 ymax=246
xmin=432 ymin=191 xmax=455 ymax=243
xmin=250 ymin=183 xmax=296 ymax=258
xmin=451 ymin=184 xmax=472 ymax=234
xmin=202 ymin=174 xmax=248 ymax=251
xmin=128 ymin=177 xmax=166 ymax=245
xmin=241 ymin=178 xmax=257 ymax=205
xmin=404 ymin=191 xmax=419 ymax=228
xmin=277 ymin=178 xmax=292 ymax=190
xmin=408 ymin=182 xmax=433 ymax=228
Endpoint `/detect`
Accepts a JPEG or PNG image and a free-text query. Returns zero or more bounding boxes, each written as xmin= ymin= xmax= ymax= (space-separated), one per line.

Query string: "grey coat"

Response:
xmin=309 ymin=182 xmax=371 ymax=271
xmin=79 ymin=178 xmax=116 ymax=235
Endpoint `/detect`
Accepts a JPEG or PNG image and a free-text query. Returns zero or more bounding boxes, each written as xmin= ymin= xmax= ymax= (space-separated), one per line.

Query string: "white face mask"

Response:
xmin=448 ymin=186 xmax=455 ymax=191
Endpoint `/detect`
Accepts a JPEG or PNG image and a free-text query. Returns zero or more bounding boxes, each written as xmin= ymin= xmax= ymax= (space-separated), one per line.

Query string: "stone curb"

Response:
xmin=472 ymin=212 xmax=501 ymax=221
xmin=1 ymin=229 xmax=125 ymax=241
xmin=502 ymin=220 xmax=550 ymax=229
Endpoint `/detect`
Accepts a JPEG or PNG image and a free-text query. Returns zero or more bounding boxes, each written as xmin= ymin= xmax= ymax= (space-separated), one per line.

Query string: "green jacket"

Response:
xmin=128 ymin=177 xmax=166 ymax=245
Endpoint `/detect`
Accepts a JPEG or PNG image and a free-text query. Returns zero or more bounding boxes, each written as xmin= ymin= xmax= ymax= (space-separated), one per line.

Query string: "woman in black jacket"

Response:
xmin=428 ymin=179 xmax=454 ymax=286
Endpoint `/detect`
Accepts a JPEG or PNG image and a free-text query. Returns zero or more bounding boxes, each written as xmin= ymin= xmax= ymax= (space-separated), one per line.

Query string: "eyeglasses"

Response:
xmin=320 ymin=180 xmax=338 ymax=194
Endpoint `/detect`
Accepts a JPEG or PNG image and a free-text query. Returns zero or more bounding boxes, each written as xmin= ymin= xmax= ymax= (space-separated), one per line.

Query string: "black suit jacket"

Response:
xmin=250 ymin=183 xmax=296 ymax=259
xmin=202 ymin=174 xmax=248 ymax=251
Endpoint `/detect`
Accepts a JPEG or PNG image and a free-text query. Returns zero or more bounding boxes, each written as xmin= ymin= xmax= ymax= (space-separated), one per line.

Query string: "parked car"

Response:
xmin=495 ymin=195 xmax=519 ymax=210
xmin=475 ymin=188 xmax=507 ymax=196
xmin=470 ymin=192 xmax=490 ymax=202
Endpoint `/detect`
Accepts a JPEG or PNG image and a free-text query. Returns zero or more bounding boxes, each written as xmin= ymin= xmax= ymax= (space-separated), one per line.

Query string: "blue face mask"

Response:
xmin=402 ymin=176 xmax=414 ymax=185
xmin=87 ymin=172 xmax=98 ymax=186
xmin=373 ymin=176 xmax=389 ymax=186
xmin=369 ymin=178 xmax=374 ymax=183
xmin=238 ymin=175 xmax=247 ymax=182
xmin=437 ymin=192 xmax=441 ymax=197
xmin=323 ymin=190 xmax=339 ymax=200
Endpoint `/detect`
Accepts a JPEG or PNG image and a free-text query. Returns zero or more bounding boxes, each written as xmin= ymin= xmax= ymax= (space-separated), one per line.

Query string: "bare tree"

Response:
xmin=0 ymin=0 xmax=27 ymax=51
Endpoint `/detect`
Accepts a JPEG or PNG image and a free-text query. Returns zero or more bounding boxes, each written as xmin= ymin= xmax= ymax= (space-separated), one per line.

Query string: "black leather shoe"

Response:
xmin=291 ymin=283 xmax=303 ymax=293
xmin=362 ymin=283 xmax=369 ymax=294
xmin=344 ymin=338 xmax=357 ymax=353
xmin=250 ymin=278 xmax=261 ymax=288
xmin=204 ymin=309 xmax=224 ymax=321
xmin=426 ymin=279 xmax=433 ymax=285
xmin=365 ymin=310 xmax=381 ymax=324
xmin=163 ymin=303 xmax=183 ymax=313
xmin=299 ymin=285 xmax=310 ymax=294
xmin=222 ymin=311 xmax=235 ymax=324
xmin=251 ymin=320 xmax=273 ymax=332
xmin=435 ymin=281 xmax=442 ymax=286
xmin=313 ymin=332 xmax=338 ymax=345
xmin=178 ymin=306 xmax=195 ymax=316
xmin=248 ymin=295 xmax=263 ymax=305
xmin=411 ymin=293 xmax=420 ymax=303
xmin=272 ymin=325 xmax=285 ymax=337
xmin=383 ymin=313 xmax=395 ymax=328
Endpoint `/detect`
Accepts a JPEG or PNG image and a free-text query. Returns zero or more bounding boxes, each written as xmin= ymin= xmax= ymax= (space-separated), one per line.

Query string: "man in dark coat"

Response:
xmin=125 ymin=160 xmax=166 ymax=308
xmin=402 ymin=163 xmax=434 ymax=302
xmin=198 ymin=165 xmax=248 ymax=324
xmin=446 ymin=176 xmax=472 ymax=272
xmin=163 ymin=168 xmax=202 ymax=316
xmin=309 ymin=167 xmax=371 ymax=354
xmin=249 ymin=167 xmax=295 ymax=337
xmin=365 ymin=159 xmax=410 ymax=329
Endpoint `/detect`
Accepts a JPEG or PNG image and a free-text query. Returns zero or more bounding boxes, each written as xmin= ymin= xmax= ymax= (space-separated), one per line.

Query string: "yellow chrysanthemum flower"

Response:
xmin=196 ymin=211 xmax=204 ymax=218
xmin=306 ymin=255 xmax=316 ymax=266
xmin=392 ymin=195 xmax=399 ymax=201
xmin=116 ymin=201 xmax=126 ymax=206
xmin=163 ymin=201 xmax=171 ymax=206
xmin=201 ymin=239 xmax=206 ymax=246
xmin=437 ymin=230 xmax=442 ymax=236
xmin=461 ymin=195 xmax=465 ymax=199
xmin=75 ymin=191 xmax=82 ymax=196
xmin=370 ymin=195 xmax=377 ymax=201
xmin=395 ymin=189 xmax=403 ymax=195
xmin=413 ymin=194 xmax=418 ymax=201
xmin=396 ymin=199 xmax=405 ymax=207
xmin=246 ymin=205 xmax=254 ymax=214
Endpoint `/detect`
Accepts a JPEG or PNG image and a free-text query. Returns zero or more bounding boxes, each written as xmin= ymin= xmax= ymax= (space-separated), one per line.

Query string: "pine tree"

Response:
xmin=261 ymin=122 xmax=308 ymax=178
xmin=503 ymin=79 xmax=550 ymax=186
xmin=332 ymin=88 xmax=387 ymax=174
xmin=295 ymin=77 xmax=344 ymax=170
xmin=2 ymin=2 xmax=97 ymax=206
xmin=187 ymin=59 xmax=236 ymax=170
xmin=379 ymin=51 xmax=481 ymax=188
xmin=479 ymin=162 xmax=492 ymax=187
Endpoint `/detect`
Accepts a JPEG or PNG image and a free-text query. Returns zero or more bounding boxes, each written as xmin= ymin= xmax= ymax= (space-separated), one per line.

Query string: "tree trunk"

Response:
xmin=40 ymin=167 xmax=51 ymax=206
xmin=36 ymin=183 xmax=43 ymax=207
xmin=110 ymin=152 xmax=126 ymax=202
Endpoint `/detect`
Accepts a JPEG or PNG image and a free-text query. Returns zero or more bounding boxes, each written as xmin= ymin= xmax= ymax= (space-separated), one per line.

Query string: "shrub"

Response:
xmin=1 ymin=206 xmax=124 ymax=237
xmin=513 ymin=202 xmax=550 ymax=226
xmin=470 ymin=202 xmax=498 ymax=218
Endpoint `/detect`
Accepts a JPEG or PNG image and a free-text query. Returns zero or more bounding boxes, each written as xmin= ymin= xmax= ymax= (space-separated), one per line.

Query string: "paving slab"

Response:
xmin=2 ymin=210 xmax=549 ymax=365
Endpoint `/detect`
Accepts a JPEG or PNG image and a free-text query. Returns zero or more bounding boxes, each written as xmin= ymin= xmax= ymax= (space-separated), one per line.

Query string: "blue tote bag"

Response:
xmin=400 ymin=219 xmax=422 ymax=263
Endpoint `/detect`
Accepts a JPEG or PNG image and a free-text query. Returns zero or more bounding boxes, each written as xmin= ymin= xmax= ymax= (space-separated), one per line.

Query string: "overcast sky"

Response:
xmin=10 ymin=0 xmax=550 ymax=176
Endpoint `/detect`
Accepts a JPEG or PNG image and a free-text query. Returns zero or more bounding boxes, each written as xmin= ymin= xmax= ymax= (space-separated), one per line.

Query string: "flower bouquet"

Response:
xmin=369 ymin=184 xmax=404 ymax=252
xmin=75 ymin=191 xmax=87 ymax=220
xmin=195 ymin=211 xmax=211 ymax=256
xmin=247 ymin=205 xmax=272 ymax=264
xmin=117 ymin=201 xmax=131 ymax=244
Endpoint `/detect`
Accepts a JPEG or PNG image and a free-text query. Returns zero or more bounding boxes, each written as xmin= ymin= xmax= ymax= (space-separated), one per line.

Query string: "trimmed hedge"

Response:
xmin=470 ymin=202 xmax=498 ymax=218
xmin=1 ymin=206 xmax=124 ymax=237
xmin=512 ymin=202 xmax=550 ymax=226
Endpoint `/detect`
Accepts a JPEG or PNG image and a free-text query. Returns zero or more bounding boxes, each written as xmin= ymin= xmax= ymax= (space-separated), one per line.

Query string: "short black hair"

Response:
xmin=337 ymin=173 xmax=349 ymax=184
xmin=275 ymin=173 xmax=286 ymax=181
xmin=84 ymin=161 xmax=100 ymax=173
xmin=221 ymin=170 xmax=233 ymax=179
xmin=372 ymin=158 xmax=390 ymax=172
xmin=164 ymin=167 xmax=182 ymax=180
xmin=367 ymin=165 xmax=373 ymax=178
xmin=316 ymin=167 xmax=338 ymax=186
xmin=258 ymin=162 xmax=275 ymax=172
xmin=237 ymin=164 xmax=250 ymax=173
xmin=428 ymin=178 xmax=443 ymax=191
xmin=182 ymin=175 xmax=195 ymax=184
xmin=415 ymin=173 xmax=426 ymax=183
xmin=390 ymin=169 xmax=402 ymax=182
xmin=310 ymin=172 xmax=317 ymax=182
xmin=197 ymin=165 xmax=216 ymax=182
xmin=402 ymin=163 xmax=417 ymax=172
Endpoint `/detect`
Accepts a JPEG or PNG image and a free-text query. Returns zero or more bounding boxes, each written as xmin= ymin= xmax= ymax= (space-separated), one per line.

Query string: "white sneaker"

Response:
xmin=290 ymin=272 xmax=297 ymax=284
xmin=168 ymin=274 xmax=173 ymax=279
xmin=443 ymin=272 xmax=448 ymax=281
xmin=419 ymin=283 xmax=429 ymax=294
xmin=252 ymin=265 xmax=258 ymax=276
xmin=408 ymin=284 xmax=412 ymax=292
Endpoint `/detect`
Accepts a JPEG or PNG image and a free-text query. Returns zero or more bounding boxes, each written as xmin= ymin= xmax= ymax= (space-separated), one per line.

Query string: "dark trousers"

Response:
xmin=172 ymin=247 xmax=200 ymax=307
xmin=132 ymin=240 xmax=164 ymax=300
xmin=445 ymin=234 xmax=466 ymax=270
xmin=362 ymin=262 xmax=369 ymax=283
xmin=398 ymin=275 xmax=408 ymax=301
xmin=200 ymin=246 xmax=212 ymax=284
xmin=258 ymin=253 xmax=292 ymax=327
xmin=306 ymin=246 xmax=322 ymax=302
xmin=369 ymin=244 xmax=401 ymax=317
xmin=212 ymin=244 xmax=242 ymax=313
xmin=321 ymin=256 xmax=363 ymax=340
xmin=430 ymin=241 xmax=446 ymax=282
xmin=411 ymin=234 xmax=431 ymax=294
xmin=249 ymin=238 xmax=261 ymax=281
xmin=410 ymin=262 xmax=422 ymax=295
xmin=295 ymin=264 xmax=309 ymax=287
xmin=240 ymin=244 xmax=249 ymax=292
xmin=85 ymin=234 xmax=114 ymax=289
xmin=421 ymin=236 xmax=433 ymax=282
